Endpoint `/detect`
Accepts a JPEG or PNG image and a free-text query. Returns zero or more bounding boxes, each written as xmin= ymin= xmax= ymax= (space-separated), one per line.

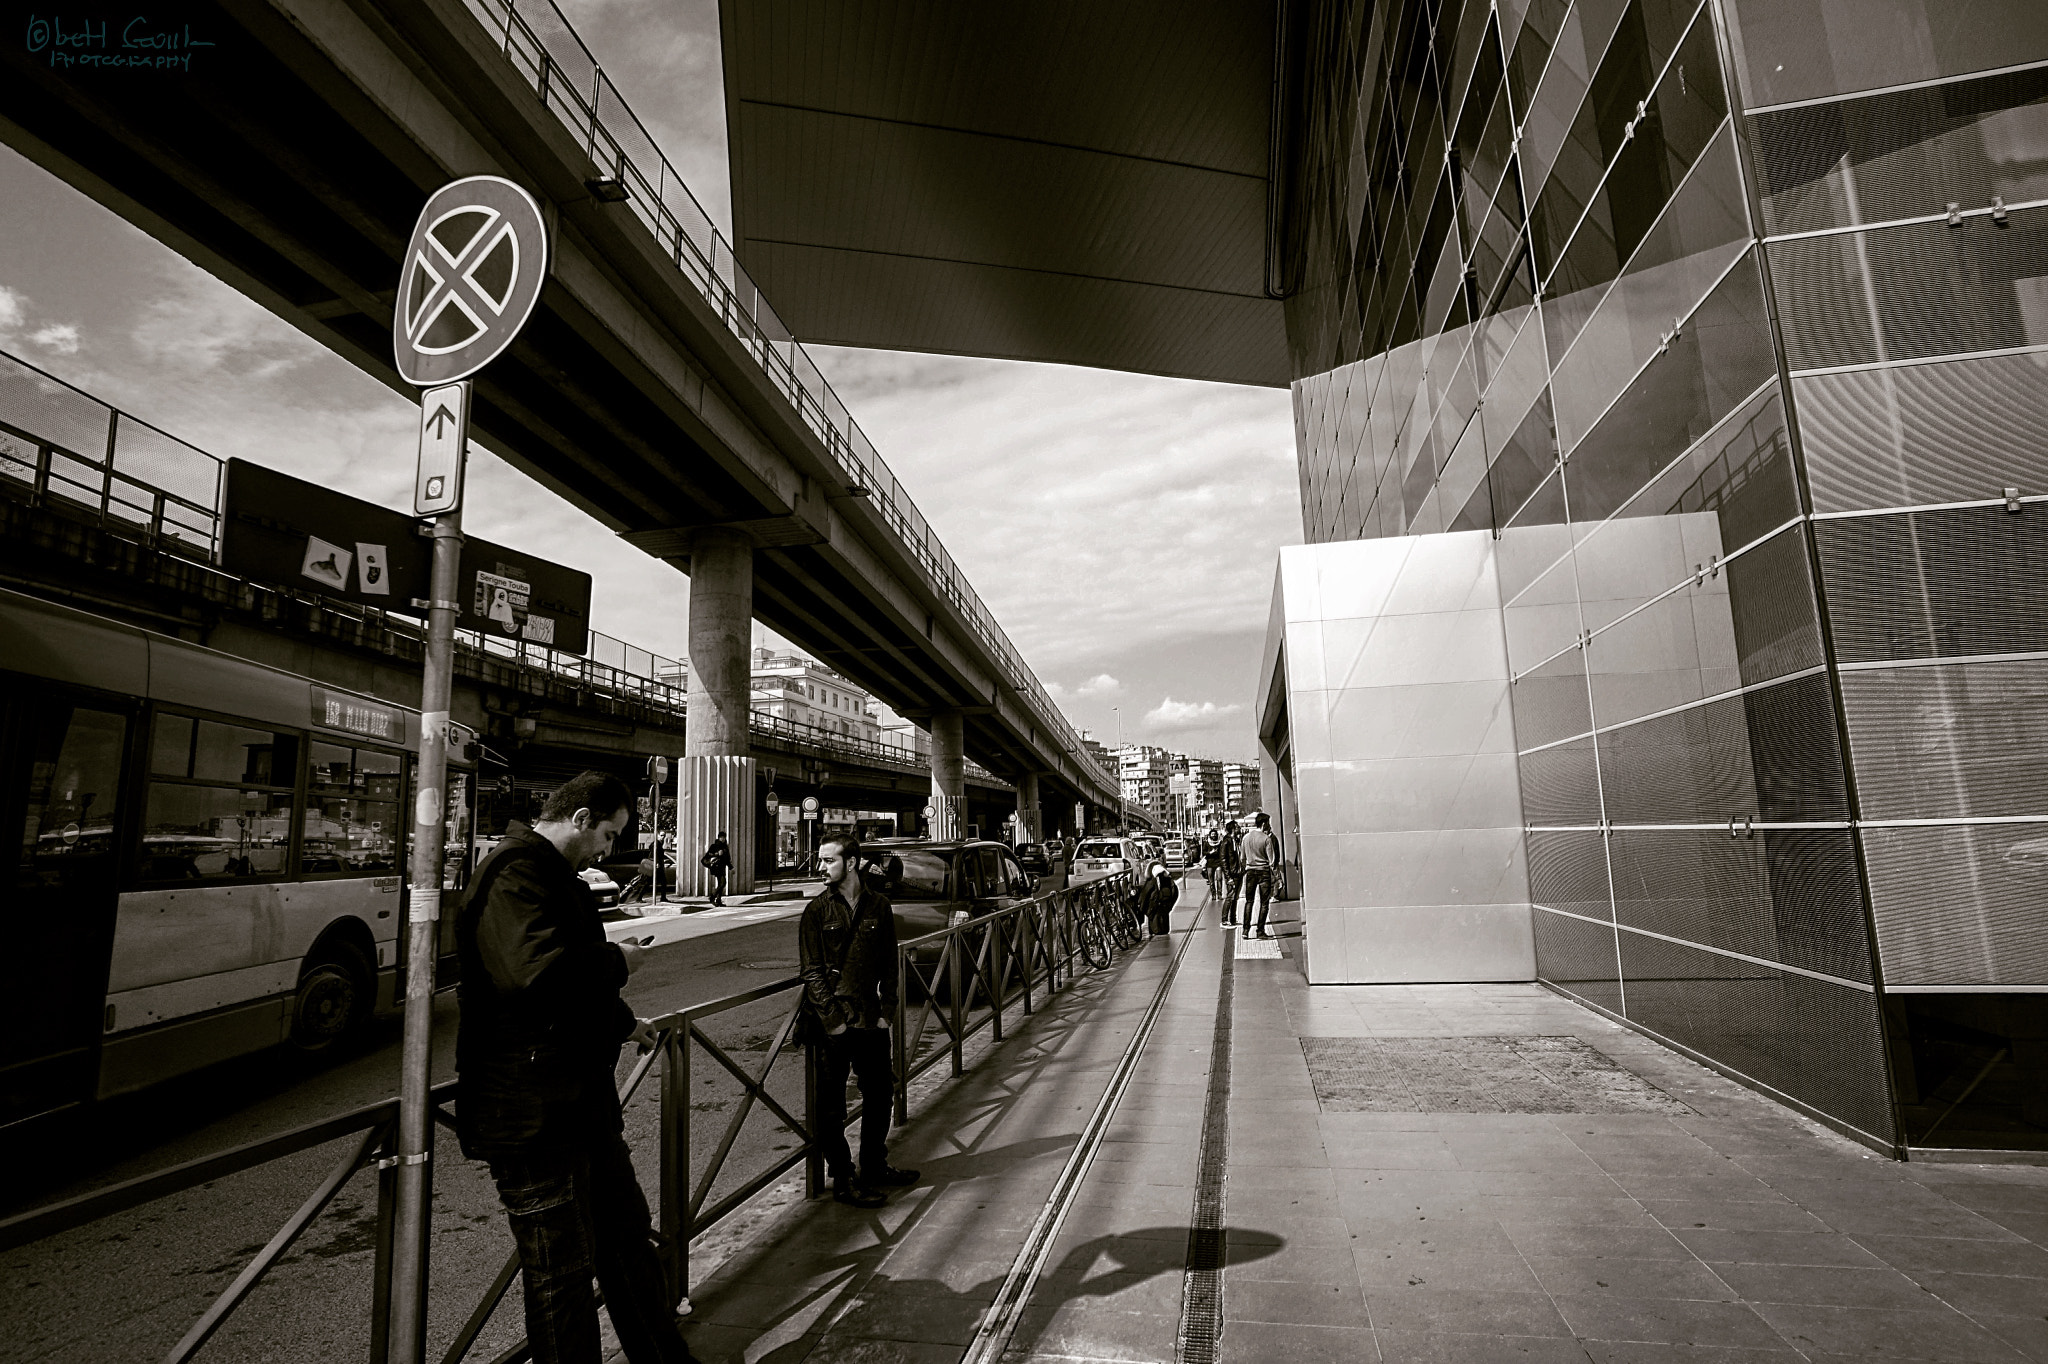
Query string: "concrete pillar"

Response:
xmin=1016 ymin=771 xmax=1043 ymax=843
xmin=929 ymin=709 xmax=964 ymax=841
xmin=680 ymin=528 xmax=755 ymax=896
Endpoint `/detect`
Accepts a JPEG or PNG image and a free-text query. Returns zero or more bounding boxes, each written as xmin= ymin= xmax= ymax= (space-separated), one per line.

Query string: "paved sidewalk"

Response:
xmin=670 ymin=886 xmax=2048 ymax=1363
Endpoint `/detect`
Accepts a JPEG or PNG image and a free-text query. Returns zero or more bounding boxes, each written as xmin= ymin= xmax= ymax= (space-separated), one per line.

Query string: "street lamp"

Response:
xmin=1112 ymin=705 xmax=1124 ymax=832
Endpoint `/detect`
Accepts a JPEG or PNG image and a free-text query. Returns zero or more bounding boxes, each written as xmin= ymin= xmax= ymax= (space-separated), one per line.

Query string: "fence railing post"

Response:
xmin=368 ymin=1121 xmax=397 ymax=1364
xmin=948 ymin=935 xmax=965 ymax=1078
xmin=987 ymin=922 xmax=1004 ymax=1044
xmin=803 ymin=1038 xmax=825 ymax=1199
xmin=894 ymin=954 xmax=910 ymax=1125
xmin=659 ymin=1025 xmax=685 ymax=1304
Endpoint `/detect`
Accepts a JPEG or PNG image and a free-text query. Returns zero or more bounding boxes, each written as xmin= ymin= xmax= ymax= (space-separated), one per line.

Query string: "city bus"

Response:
xmin=1 ymin=586 xmax=475 ymax=1129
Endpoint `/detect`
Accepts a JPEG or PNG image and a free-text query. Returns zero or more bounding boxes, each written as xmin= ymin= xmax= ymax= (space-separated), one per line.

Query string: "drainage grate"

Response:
xmin=1177 ymin=926 xmax=1235 ymax=1364
xmin=1299 ymin=1035 xmax=1691 ymax=1114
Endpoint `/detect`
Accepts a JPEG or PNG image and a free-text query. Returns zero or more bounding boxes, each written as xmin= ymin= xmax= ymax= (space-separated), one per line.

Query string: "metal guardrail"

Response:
xmin=455 ymin=0 xmax=1120 ymax=801
xmin=0 ymin=871 xmax=1141 ymax=1361
xmin=0 ymin=344 xmax=1013 ymax=787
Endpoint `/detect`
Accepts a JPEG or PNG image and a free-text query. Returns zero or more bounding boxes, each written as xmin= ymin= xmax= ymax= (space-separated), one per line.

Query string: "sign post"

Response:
xmin=387 ymin=175 xmax=549 ymax=1364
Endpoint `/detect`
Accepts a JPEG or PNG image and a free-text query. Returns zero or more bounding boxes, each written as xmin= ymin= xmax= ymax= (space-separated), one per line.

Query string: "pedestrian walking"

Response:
xmin=797 ymin=834 xmax=921 ymax=1207
xmin=1218 ymin=820 xmax=1244 ymax=925
xmin=1239 ymin=811 xmax=1281 ymax=940
xmin=454 ymin=771 xmax=695 ymax=1364
xmin=1139 ymin=861 xmax=1179 ymax=936
xmin=699 ymin=829 xmax=731 ymax=906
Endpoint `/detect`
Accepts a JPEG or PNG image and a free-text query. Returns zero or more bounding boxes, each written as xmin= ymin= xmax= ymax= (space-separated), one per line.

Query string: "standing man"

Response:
xmin=799 ymin=834 xmax=921 ymax=1207
xmin=1239 ymin=811 xmax=1281 ymax=940
xmin=455 ymin=771 xmax=695 ymax=1364
xmin=1218 ymin=820 xmax=1245 ymax=926
xmin=700 ymin=829 xmax=731 ymax=906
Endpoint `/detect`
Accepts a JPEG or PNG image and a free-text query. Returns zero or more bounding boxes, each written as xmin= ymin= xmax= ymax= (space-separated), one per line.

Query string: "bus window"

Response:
xmin=6 ymin=696 xmax=128 ymax=1124
xmin=302 ymin=742 xmax=402 ymax=875
xmin=140 ymin=711 xmax=298 ymax=883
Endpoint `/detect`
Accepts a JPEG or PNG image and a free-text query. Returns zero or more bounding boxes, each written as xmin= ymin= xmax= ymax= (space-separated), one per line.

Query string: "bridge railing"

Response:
xmin=0 ymin=345 xmax=1005 ymax=783
xmin=462 ymin=0 xmax=1120 ymax=804
xmin=0 ymin=870 xmax=1142 ymax=1362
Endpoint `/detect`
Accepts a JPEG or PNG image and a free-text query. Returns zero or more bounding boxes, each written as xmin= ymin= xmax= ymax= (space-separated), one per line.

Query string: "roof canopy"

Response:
xmin=721 ymin=1 xmax=1290 ymax=388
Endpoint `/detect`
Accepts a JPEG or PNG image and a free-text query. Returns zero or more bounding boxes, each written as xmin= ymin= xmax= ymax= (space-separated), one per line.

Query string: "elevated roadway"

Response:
xmin=0 ymin=0 xmax=1135 ymax=869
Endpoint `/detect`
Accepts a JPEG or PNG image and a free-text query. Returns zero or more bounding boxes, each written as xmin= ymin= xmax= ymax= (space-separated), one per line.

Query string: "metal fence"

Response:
xmin=455 ymin=0 xmax=1119 ymax=799
xmin=0 ymin=871 xmax=1140 ymax=1362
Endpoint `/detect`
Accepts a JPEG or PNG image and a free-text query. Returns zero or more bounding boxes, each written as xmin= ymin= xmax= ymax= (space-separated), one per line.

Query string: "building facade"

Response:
xmin=1116 ymin=744 xmax=1175 ymax=825
xmin=1221 ymin=761 xmax=1261 ymax=818
xmin=1259 ymin=0 xmax=2048 ymax=1152
xmin=749 ymin=649 xmax=882 ymax=745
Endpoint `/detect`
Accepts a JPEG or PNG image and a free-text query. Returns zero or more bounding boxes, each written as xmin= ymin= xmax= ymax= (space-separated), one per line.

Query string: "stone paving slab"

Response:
xmin=647 ymin=887 xmax=2048 ymax=1363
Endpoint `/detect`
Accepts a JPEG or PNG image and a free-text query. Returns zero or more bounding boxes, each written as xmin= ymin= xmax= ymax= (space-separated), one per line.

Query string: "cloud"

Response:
xmin=0 ymin=285 xmax=22 ymax=331
xmin=29 ymin=323 xmax=79 ymax=354
xmin=1143 ymin=697 xmax=1244 ymax=732
xmin=1075 ymin=673 xmax=1122 ymax=697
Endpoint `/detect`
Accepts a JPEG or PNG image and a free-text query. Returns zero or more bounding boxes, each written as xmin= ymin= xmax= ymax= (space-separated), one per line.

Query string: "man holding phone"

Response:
xmin=456 ymin=770 xmax=694 ymax=1364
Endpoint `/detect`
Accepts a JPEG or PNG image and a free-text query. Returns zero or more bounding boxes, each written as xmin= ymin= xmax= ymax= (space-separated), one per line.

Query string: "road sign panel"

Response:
xmin=415 ymin=381 xmax=469 ymax=514
xmin=395 ymin=177 xmax=550 ymax=386
xmin=222 ymin=459 xmax=595 ymax=653
xmin=801 ymin=795 xmax=820 ymax=814
xmin=764 ymin=792 xmax=780 ymax=816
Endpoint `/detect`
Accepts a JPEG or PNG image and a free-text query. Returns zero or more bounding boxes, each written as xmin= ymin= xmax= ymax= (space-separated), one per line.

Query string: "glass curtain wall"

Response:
xmin=1282 ymin=0 xmax=2044 ymax=1150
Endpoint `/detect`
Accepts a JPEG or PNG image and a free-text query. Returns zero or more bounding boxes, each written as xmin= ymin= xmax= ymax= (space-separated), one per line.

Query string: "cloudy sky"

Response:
xmin=0 ymin=0 xmax=1301 ymax=761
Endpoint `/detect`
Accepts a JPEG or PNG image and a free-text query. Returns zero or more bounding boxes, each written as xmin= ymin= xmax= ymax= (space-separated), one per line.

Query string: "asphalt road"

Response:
xmin=1 ymin=902 xmax=821 ymax=1364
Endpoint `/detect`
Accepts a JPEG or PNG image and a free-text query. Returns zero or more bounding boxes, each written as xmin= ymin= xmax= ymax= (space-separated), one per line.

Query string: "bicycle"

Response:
xmin=1111 ymin=881 xmax=1146 ymax=949
xmin=1075 ymin=884 xmax=1113 ymax=969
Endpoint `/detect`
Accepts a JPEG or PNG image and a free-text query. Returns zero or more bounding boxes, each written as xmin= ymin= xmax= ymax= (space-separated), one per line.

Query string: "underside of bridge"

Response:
xmin=0 ymin=0 xmax=1119 ymax=817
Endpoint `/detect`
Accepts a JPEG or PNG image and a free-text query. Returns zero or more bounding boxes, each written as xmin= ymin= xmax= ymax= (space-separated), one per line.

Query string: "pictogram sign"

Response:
xmin=394 ymin=176 xmax=549 ymax=387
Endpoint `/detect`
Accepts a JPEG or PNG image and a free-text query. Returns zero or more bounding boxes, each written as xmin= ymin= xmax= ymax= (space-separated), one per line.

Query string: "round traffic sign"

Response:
xmin=764 ymin=792 xmax=780 ymax=816
xmin=801 ymin=795 xmax=820 ymax=814
xmin=648 ymin=756 xmax=670 ymax=785
xmin=395 ymin=176 xmax=550 ymax=386
xmin=922 ymin=803 xmax=936 ymax=819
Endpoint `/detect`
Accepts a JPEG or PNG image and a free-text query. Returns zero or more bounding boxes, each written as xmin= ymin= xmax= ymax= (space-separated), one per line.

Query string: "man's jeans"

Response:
xmin=814 ymin=1025 xmax=894 ymax=1180
xmin=1242 ymin=867 xmax=1273 ymax=931
xmin=484 ymin=1132 xmax=694 ymax=1364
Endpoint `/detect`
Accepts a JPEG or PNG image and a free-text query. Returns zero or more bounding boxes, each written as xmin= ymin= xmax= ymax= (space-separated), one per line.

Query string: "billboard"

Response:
xmin=220 ymin=458 xmax=593 ymax=654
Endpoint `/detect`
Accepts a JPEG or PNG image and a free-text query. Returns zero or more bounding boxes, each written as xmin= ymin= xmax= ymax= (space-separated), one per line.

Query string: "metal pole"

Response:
xmin=389 ymin=509 xmax=463 ymax=1364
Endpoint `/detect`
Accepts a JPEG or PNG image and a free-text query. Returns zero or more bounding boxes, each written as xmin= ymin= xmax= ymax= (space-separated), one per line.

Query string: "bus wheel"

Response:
xmin=291 ymin=943 xmax=373 ymax=1051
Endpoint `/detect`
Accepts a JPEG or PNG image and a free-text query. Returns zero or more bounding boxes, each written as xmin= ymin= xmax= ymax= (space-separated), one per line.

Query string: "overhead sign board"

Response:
xmin=221 ymin=458 xmax=593 ymax=654
xmin=394 ymin=176 xmax=550 ymax=387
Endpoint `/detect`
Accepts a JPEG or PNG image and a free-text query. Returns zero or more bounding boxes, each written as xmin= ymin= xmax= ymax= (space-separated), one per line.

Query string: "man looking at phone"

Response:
xmin=799 ymin=834 xmax=920 ymax=1207
xmin=456 ymin=770 xmax=694 ymax=1364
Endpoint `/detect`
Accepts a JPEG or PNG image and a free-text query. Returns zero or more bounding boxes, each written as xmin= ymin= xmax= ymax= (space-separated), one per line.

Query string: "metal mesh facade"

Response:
xmin=1280 ymin=0 xmax=2048 ymax=1149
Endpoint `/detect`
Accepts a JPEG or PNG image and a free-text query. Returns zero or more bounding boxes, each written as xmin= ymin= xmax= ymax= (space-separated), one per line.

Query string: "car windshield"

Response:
xmin=1076 ymin=840 xmax=1124 ymax=859
xmin=856 ymin=848 xmax=952 ymax=900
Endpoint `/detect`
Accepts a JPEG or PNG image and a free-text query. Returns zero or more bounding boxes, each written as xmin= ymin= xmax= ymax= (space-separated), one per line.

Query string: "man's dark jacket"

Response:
xmin=797 ymin=880 xmax=899 ymax=1035
xmin=455 ymin=826 xmax=635 ymax=1154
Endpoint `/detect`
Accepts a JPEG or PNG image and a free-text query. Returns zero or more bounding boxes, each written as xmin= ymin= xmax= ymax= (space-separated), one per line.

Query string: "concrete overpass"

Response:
xmin=0 ymin=344 xmax=1085 ymax=876
xmin=0 ymin=0 xmax=1137 ymax=888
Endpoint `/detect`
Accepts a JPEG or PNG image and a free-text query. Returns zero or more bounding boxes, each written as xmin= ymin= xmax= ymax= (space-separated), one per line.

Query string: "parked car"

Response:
xmin=856 ymin=839 xmax=1041 ymax=985
xmin=1072 ymin=837 xmax=1143 ymax=879
xmin=1163 ymin=838 xmax=1189 ymax=869
xmin=1016 ymin=842 xmax=1052 ymax=876
xmin=579 ymin=864 xmax=621 ymax=906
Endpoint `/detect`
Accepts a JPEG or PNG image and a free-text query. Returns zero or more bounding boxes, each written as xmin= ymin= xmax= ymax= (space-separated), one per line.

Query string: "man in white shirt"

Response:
xmin=1238 ymin=812 xmax=1281 ymax=940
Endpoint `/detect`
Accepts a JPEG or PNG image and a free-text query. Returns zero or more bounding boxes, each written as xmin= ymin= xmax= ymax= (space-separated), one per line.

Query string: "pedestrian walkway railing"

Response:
xmin=0 ymin=1081 xmax=459 ymax=1364
xmin=0 ymin=872 xmax=1140 ymax=1361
